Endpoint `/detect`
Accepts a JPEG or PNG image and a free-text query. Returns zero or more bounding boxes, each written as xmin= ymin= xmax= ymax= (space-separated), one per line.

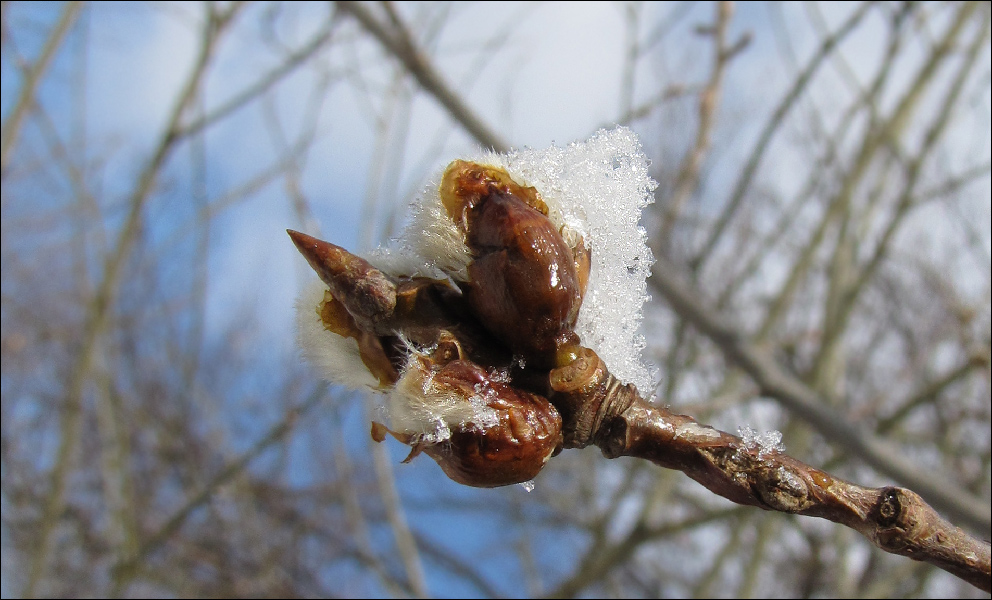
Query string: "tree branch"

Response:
xmin=110 ymin=383 xmax=328 ymax=595
xmin=658 ymin=1 xmax=744 ymax=245
xmin=292 ymin=227 xmax=991 ymax=591
xmin=335 ymin=1 xmax=510 ymax=153
xmin=649 ymin=255 xmax=992 ymax=536
xmin=1 ymin=1 xmax=83 ymax=174
xmin=23 ymin=6 xmax=242 ymax=596
xmin=690 ymin=0 xmax=875 ymax=271
xmin=596 ymin=394 xmax=992 ymax=592
xmin=544 ymin=342 xmax=990 ymax=590
xmin=283 ymin=3 xmax=991 ymax=590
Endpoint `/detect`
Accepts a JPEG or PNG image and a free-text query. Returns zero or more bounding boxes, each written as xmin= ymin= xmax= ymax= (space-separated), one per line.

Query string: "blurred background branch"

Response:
xmin=2 ymin=1 xmax=989 ymax=597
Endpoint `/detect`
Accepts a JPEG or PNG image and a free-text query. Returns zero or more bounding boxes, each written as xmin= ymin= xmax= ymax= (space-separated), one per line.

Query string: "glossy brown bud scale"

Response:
xmin=427 ymin=360 xmax=562 ymax=487
xmin=440 ymin=161 xmax=585 ymax=368
xmin=379 ymin=357 xmax=563 ymax=488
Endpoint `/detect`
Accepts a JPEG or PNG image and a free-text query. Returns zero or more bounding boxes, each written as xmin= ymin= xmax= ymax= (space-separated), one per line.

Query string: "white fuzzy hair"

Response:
xmin=296 ymin=279 xmax=380 ymax=390
xmin=296 ymin=281 xmax=500 ymax=436
xmin=384 ymin=353 xmax=501 ymax=439
xmin=388 ymin=152 xmax=575 ymax=283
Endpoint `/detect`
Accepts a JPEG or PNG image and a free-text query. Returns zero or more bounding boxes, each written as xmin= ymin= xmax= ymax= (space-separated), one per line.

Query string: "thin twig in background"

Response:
xmin=3 ymin=2 xmax=989 ymax=596
xmin=658 ymin=1 xmax=747 ymax=246
xmin=691 ymin=1 xmax=875 ymax=272
xmin=1 ymin=1 xmax=82 ymax=174
xmin=109 ymin=383 xmax=328 ymax=596
xmin=335 ymin=1 xmax=510 ymax=153
xmin=22 ymin=7 xmax=243 ymax=596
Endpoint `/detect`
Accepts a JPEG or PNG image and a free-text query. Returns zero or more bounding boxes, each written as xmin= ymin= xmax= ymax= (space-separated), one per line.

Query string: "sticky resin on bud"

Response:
xmin=439 ymin=161 xmax=590 ymax=368
xmin=439 ymin=160 xmax=549 ymax=228
xmin=374 ymin=350 xmax=563 ymax=488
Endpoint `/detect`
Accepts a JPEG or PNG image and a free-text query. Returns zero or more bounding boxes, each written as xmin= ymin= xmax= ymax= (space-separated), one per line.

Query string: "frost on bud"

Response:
xmin=375 ymin=348 xmax=563 ymax=488
xmin=291 ymin=127 xmax=659 ymax=487
xmin=392 ymin=128 xmax=657 ymax=393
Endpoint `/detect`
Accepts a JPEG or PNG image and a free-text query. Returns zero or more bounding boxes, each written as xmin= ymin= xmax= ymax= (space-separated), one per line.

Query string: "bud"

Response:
xmin=439 ymin=160 xmax=589 ymax=368
xmin=376 ymin=351 xmax=563 ymax=488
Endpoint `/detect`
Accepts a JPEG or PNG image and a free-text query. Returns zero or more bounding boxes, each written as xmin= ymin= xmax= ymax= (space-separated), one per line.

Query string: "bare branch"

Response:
xmin=658 ymin=1 xmax=745 ymax=246
xmin=649 ymin=255 xmax=992 ymax=535
xmin=546 ymin=507 xmax=745 ymax=598
xmin=755 ymin=0 xmax=976 ymax=343
xmin=335 ymin=1 xmax=510 ymax=152
xmin=177 ymin=7 xmax=340 ymax=140
xmin=371 ymin=429 xmax=428 ymax=597
xmin=599 ymin=396 xmax=992 ymax=592
xmin=0 ymin=1 xmax=83 ymax=174
xmin=810 ymin=11 xmax=991 ymax=383
xmin=110 ymin=383 xmax=328 ymax=595
xmin=23 ymin=7 xmax=242 ymax=596
xmin=691 ymin=1 xmax=875 ymax=271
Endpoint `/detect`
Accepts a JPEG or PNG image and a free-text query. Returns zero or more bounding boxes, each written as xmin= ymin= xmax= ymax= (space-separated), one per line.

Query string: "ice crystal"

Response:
xmin=398 ymin=127 xmax=659 ymax=394
xmin=738 ymin=425 xmax=786 ymax=458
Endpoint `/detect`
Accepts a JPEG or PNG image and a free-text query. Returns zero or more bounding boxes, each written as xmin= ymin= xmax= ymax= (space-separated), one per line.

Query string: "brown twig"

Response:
xmin=291 ymin=229 xmax=992 ymax=592
xmin=650 ymin=254 xmax=992 ymax=536
xmin=596 ymin=393 xmax=992 ymax=592
xmin=544 ymin=344 xmax=990 ymax=591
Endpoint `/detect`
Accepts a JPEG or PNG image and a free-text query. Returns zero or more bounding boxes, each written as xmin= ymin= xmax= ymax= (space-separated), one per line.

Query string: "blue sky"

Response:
xmin=3 ymin=2 xmax=989 ymax=596
xmin=7 ymin=1 xmax=948 ymax=351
